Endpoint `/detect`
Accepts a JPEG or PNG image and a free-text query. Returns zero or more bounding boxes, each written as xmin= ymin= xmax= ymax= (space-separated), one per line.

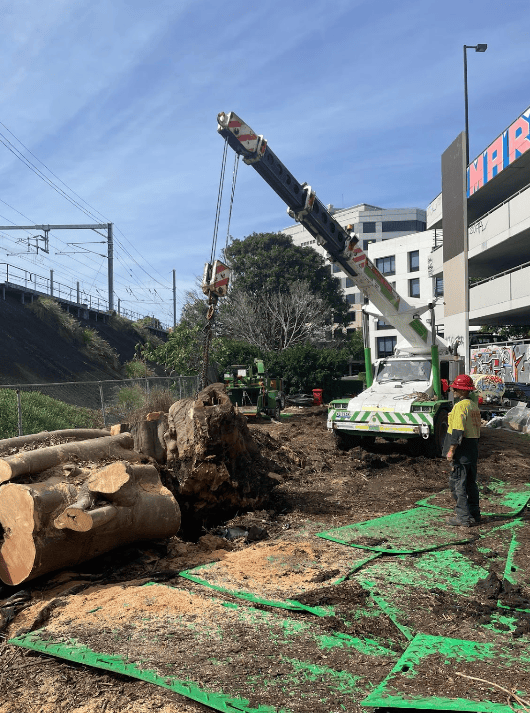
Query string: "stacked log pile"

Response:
xmin=0 ymin=432 xmax=181 ymax=586
xmin=0 ymin=384 xmax=284 ymax=586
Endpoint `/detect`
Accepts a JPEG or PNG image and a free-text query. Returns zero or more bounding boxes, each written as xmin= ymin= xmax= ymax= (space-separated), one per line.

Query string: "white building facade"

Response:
xmin=281 ymin=203 xmax=427 ymax=333
xmin=366 ymin=231 xmax=443 ymax=358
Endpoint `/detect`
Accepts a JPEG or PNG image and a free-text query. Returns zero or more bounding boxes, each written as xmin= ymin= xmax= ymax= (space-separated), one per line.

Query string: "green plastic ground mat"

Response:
xmin=9 ymin=582 xmax=399 ymax=713
xmin=352 ymin=528 xmax=530 ymax=642
xmin=352 ymin=549 xmax=492 ymax=641
xmin=361 ymin=633 xmax=530 ymax=711
xmin=179 ymin=538 xmax=381 ymax=615
xmin=317 ymin=507 xmax=476 ymax=554
xmin=416 ymin=479 xmax=530 ymax=516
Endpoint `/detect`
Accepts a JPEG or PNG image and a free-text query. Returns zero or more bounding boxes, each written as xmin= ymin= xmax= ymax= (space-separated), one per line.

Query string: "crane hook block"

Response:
xmin=202 ymin=260 xmax=230 ymax=298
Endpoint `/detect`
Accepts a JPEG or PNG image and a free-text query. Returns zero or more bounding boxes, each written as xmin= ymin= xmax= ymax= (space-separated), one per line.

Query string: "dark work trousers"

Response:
xmin=448 ymin=438 xmax=480 ymax=522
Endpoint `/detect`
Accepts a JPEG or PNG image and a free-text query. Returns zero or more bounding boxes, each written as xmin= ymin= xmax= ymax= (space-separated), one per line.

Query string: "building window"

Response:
xmin=409 ymin=250 xmax=419 ymax=272
xmin=409 ymin=277 xmax=420 ymax=298
xmin=375 ymin=255 xmax=395 ymax=276
xmin=363 ymin=239 xmax=376 ymax=250
xmin=332 ymin=264 xmax=341 ymax=273
xmin=382 ymin=220 xmax=426 ymax=233
xmin=346 ymin=293 xmax=356 ymax=305
xmin=434 ymin=276 xmax=444 ymax=297
xmin=341 ymin=277 xmax=354 ymax=289
xmin=377 ymin=336 xmax=397 ymax=358
xmin=376 ymin=319 xmax=392 ymax=330
xmin=362 ymin=222 xmax=376 ymax=233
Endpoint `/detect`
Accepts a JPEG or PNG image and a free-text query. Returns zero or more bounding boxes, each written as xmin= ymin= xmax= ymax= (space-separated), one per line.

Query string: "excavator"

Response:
xmin=216 ymin=111 xmax=465 ymax=455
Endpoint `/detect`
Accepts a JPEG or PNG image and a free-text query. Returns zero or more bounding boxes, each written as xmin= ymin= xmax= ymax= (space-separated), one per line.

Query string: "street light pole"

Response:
xmin=463 ymin=44 xmax=487 ymax=166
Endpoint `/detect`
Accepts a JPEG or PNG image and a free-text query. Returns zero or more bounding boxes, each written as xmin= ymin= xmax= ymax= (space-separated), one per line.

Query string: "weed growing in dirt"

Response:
xmin=27 ymin=296 xmax=80 ymax=337
xmin=81 ymin=328 xmax=120 ymax=369
xmin=0 ymin=389 xmax=101 ymax=439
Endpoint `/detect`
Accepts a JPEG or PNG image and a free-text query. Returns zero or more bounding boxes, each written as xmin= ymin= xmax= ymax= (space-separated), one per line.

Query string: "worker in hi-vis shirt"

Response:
xmin=442 ymin=374 xmax=482 ymax=527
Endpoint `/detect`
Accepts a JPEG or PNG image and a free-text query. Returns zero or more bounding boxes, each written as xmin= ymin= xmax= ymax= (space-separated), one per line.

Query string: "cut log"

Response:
xmin=54 ymin=504 xmax=118 ymax=532
xmin=0 ymin=462 xmax=181 ymax=585
xmin=0 ymin=433 xmax=139 ymax=484
xmin=53 ymin=486 xmax=96 ymax=531
xmin=0 ymin=429 xmax=111 ymax=451
xmin=110 ymin=423 xmax=130 ymax=436
xmin=131 ymin=414 xmax=168 ymax=463
xmin=164 ymin=383 xmax=277 ymax=528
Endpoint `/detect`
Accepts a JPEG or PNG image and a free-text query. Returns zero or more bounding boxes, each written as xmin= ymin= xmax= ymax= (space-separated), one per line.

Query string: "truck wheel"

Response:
xmin=426 ymin=410 xmax=448 ymax=458
xmin=334 ymin=431 xmax=361 ymax=450
xmin=272 ymin=405 xmax=281 ymax=421
xmin=278 ymin=392 xmax=286 ymax=410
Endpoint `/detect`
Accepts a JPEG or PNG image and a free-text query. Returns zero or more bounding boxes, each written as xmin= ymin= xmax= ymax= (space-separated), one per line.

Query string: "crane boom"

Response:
xmin=217 ymin=111 xmax=446 ymax=354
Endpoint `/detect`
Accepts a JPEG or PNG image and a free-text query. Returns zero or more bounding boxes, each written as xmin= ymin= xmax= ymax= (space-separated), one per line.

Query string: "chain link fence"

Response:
xmin=0 ymin=376 xmax=200 ymax=437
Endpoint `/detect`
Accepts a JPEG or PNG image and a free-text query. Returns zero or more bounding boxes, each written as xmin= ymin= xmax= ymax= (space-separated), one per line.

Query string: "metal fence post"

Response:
xmin=16 ymin=388 xmax=23 ymax=436
xmin=98 ymin=382 xmax=107 ymax=428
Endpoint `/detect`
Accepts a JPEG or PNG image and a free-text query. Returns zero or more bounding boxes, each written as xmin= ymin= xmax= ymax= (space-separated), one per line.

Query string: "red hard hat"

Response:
xmin=450 ymin=374 xmax=475 ymax=391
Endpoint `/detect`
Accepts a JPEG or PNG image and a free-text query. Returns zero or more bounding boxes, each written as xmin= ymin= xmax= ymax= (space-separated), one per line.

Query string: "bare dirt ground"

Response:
xmin=1 ymin=406 xmax=530 ymax=712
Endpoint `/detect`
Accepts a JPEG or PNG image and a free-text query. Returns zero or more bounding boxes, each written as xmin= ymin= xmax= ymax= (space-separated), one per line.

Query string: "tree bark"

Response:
xmin=0 ymin=462 xmax=181 ymax=585
xmin=0 ymin=429 xmax=111 ymax=451
xmin=0 ymin=433 xmax=139 ymax=483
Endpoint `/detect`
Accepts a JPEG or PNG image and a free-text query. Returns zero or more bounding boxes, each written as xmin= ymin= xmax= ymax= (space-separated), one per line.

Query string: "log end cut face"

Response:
xmin=0 ymin=484 xmax=38 ymax=585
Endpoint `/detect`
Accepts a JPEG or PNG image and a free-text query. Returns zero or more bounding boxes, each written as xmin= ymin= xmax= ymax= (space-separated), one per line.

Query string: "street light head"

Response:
xmin=475 ymin=44 xmax=487 ymax=52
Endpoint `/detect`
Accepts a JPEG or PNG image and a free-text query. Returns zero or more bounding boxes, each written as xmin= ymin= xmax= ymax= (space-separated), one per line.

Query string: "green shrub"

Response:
xmin=106 ymin=385 xmax=177 ymax=424
xmin=124 ymin=359 xmax=154 ymax=378
xmin=115 ymin=384 xmax=146 ymax=412
xmin=0 ymin=389 xmax=101 ymax=439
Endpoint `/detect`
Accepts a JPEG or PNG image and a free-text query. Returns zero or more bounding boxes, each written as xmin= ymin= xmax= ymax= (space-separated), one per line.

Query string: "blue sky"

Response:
xmin=0 ymin=0 xmax=526 ymax=325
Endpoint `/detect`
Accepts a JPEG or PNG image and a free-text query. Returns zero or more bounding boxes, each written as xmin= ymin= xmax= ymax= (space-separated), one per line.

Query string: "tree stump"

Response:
xmin=131 ymin=413 xmax=168 ymax=463
xmin=0 ymin=462 xmax=181 ymax=585
xmin=165 ymin=383 xmax=277 ymax=528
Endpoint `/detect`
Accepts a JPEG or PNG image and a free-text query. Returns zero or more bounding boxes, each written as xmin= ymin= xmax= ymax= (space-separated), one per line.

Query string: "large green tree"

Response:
xmin=223 ymin=232 xmax=349 ymax=323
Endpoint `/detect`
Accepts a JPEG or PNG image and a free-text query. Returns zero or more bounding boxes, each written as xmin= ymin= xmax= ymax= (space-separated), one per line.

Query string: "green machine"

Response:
xmin=224 ymin=359 xmax=285 ymax=419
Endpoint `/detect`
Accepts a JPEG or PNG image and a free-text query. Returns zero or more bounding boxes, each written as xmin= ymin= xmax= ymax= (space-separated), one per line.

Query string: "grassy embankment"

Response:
xmin=0 ymin=298 xmax=172 ymax=439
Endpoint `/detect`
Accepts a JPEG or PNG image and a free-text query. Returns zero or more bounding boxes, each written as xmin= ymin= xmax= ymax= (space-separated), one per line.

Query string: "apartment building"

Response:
xmin=281 ymin=203 xmax=427 ymax=332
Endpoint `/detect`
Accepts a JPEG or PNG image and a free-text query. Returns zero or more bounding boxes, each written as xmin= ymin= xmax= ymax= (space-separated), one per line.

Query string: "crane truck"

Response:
xmin=217 ymin=111 xmax=465 ymax=455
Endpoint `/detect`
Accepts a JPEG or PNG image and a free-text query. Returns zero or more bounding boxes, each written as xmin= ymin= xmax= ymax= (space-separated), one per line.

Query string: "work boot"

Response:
xmin=445 ymin=516 xmax=474 ymax=528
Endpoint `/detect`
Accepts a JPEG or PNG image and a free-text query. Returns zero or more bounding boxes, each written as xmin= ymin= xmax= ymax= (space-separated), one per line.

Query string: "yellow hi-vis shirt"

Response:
xmin=447 ymin=398 xmax=481 ymax=439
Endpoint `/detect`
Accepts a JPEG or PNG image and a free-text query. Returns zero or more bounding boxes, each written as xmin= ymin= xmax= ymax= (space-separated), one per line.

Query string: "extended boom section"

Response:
xmin=217 ymin=111 xmax=440 ymax=352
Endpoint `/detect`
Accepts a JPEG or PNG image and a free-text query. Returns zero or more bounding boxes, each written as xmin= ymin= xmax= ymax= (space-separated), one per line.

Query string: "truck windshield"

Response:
xmin=376 ymin=360 xmax=432 ymax=383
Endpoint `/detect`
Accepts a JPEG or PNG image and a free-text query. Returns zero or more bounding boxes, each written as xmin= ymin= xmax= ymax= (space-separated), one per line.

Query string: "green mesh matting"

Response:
xmin=416 ymin=479 xmax=530 ymax=516
xmin=9 ymin=582 xmax=399 ymax=713
xmin=351 ymin=521 xmax=530 ymax=641
xmin=317 ymin=507 xmax=476 ymax=554
xmin=179 ymin=539 xmax=381 ymax=616
xmin=352 ymin=549 xmax=500 ymax=641
xmin=361 ymin=633 xmax=530 ymax=711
